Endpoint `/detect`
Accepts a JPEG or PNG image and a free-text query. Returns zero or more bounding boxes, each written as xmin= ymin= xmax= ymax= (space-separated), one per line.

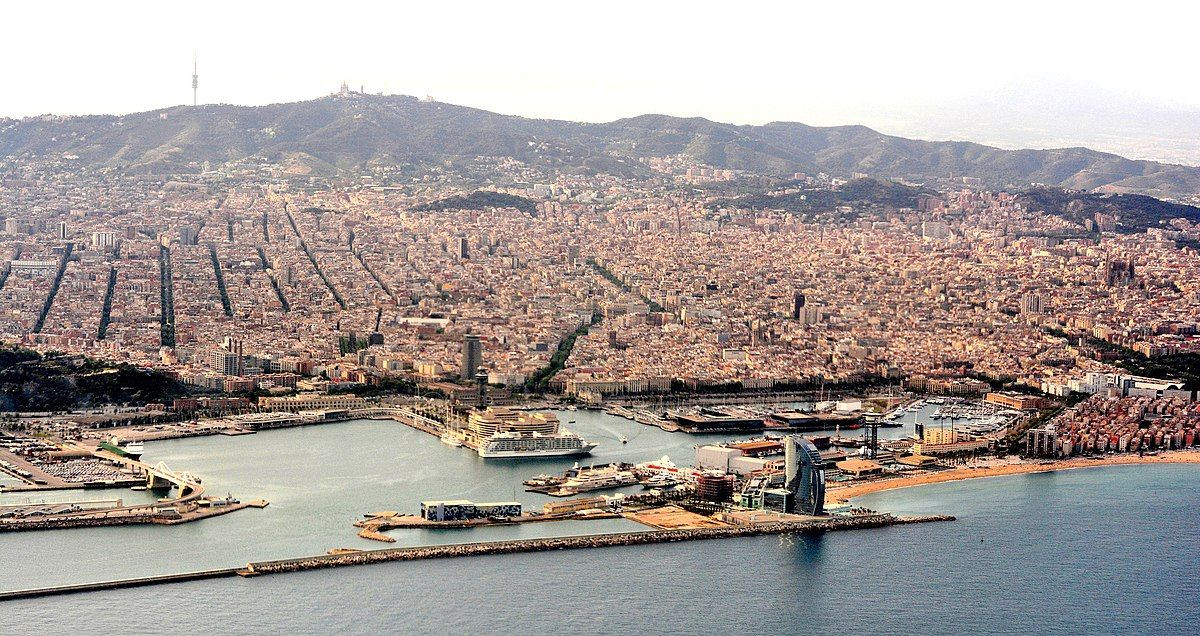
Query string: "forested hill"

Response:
xmin=0 ymin=347 xmax=197 ymax=411
xmin=2 ymin=93 xmax=1199 ymax=197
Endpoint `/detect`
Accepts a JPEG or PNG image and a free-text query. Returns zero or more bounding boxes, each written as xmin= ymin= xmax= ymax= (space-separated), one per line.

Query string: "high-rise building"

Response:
xmin=921 ymin=220 xmax=950 ymax=240
xmin=210 ymin=337 xmax=245 ymax=376
xmin=57 ymin=221 xmax=68 ymax=240
xmin=210 ymin=350 xmax=241 ymax=376
xmin=1026 ymin=425 xmax=1058 ymax=457
xmin=1020 ymin=293 xmax=1043 ymax=315
xmin=5 ymin=219 xmax=30 ymax=235
xmin=1103 ymin=254 xmax=1136 ymax=287
xmin=458 ymin=236 xmax=469 ymax=260
xmin=180 ymin=226 xmax=199 ymax=246
xmin=917 ymin=194 xmax=942 ymax=212
xmin=792 ymin=291 xmax=806 ymax=320
xmin=784 ymin=436 xmax=825 ymax=515
xmin=91 ymin=231 xmax=117 ymax=248
xmin=800 ymin=304 xmax=822 ymax=326
xmin=461 ymin=334 xmax=482 ymax=380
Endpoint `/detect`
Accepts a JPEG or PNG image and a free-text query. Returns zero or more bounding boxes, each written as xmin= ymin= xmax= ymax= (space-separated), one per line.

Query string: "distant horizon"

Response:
xmin=4 ymin=1 xmax=1200 ymax=164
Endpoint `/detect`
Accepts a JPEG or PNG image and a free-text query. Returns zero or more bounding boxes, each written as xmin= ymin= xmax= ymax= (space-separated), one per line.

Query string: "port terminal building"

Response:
xmin=695 ymin=445 xmax=780 ymax=475
xmin=258 ymin=394 xmax=368 ymax=413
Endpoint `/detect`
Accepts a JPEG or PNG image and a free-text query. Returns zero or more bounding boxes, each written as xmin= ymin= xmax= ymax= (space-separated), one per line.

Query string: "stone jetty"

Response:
xmin=243 ymin=513 xmax=953 ymax=576
xmin=1 ymin=513 xmax=952 ymax=600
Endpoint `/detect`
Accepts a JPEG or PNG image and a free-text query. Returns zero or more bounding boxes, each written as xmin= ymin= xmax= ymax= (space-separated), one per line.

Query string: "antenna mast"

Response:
xmin=192 ymin=53 xmax=199 ymax=106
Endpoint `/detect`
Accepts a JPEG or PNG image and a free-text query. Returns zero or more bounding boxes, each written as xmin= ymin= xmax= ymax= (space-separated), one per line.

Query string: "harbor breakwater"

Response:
xmin=243 ymin=513 xmax=953 ymax=575
xmin=0 ymin=513 xmax=952 ymax=600
xmin=0 ymin=568 xmax=240 ymax=600
xmin=0 ymin=513 xmax=169 ymax=532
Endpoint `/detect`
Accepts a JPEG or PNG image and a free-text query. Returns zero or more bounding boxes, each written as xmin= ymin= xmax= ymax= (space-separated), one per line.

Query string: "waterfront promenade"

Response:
xmin=827 ymin=449 xmax=1200 ymax=503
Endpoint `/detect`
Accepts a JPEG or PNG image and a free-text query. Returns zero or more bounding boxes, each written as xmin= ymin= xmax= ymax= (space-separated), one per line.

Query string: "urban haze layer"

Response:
xmin=2 ymin=87 xmax=1200 ymax=621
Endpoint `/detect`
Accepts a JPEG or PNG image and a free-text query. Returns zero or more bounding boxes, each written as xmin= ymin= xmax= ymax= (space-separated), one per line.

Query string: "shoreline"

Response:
xmin=827 ymin=450 xmax=1200 ymax=503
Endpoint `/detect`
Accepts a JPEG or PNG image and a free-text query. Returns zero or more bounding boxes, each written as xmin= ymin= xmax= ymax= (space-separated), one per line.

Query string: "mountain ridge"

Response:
xmin=1 ymin=93 xmax=1197 ymax=197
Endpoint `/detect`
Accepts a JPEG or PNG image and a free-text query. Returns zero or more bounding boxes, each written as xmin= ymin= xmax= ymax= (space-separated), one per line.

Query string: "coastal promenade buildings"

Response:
xmin=1029 ymin=395 xmax=1200 ymax=456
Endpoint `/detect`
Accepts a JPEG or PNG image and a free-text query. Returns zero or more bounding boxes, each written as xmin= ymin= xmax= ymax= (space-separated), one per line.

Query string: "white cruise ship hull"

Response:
xmin=478 ymin=443 xmax=597 ymax=459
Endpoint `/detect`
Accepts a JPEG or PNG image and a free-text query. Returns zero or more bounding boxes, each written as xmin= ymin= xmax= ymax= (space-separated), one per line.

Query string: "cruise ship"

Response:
xmin=467 ymin=408 xmax=597 ymax=459
xmin=478 ymin=431 xmax=597 ymax=458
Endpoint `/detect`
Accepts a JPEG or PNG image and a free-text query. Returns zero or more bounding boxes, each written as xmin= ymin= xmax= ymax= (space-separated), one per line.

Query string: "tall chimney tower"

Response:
xmin=192 ymin=53 xmax=199 ymax=106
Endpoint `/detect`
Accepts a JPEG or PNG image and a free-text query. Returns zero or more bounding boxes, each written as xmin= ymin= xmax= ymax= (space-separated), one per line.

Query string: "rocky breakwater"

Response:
xmin=243 ymin=513 xmax=953 ymax=575
xmin=0 ymin=510 xmax=168 ymax=532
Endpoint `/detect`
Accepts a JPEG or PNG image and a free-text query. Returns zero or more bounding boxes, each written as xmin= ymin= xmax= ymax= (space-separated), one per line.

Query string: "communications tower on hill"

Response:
xmin=192 ymin=53 xmax=199 ymax=106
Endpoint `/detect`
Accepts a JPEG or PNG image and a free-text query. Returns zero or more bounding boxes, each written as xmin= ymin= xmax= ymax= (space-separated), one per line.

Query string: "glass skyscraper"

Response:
xmin=785 ymin=435 xmax=825 ymax=515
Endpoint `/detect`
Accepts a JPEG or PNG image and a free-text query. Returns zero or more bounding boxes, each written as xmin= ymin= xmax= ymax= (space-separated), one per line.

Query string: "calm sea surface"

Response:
xmin=2 ymin=409 xmax=1197 ymax=634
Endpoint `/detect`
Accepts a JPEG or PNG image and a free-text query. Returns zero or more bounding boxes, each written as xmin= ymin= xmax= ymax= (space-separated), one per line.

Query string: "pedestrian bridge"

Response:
xmin=95 ymin=452 xmax=205 ymax=505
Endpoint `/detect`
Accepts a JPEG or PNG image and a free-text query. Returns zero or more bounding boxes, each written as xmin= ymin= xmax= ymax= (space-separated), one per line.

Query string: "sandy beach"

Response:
xmin=827 ymin=450 xmax=1200 ymax=503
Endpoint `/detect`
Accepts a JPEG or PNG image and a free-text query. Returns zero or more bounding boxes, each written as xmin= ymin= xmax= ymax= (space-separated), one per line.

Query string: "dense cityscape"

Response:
xmin=4 ymin=98 xmax=1200 ymax=405
xmin=4 ymin=12 xmax=1200 ymax=628
xmin=4 ymin=92 xmax=1200 ymax=544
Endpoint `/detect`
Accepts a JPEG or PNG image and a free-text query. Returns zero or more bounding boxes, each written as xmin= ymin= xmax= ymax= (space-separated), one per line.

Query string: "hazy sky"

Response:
xmin=3 ymin=0 xmax=1198 ymax=130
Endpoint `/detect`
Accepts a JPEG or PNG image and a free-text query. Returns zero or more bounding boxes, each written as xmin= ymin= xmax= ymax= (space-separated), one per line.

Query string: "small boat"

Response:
xmin=523 ymin=474 xmax=559 ymax=487
xmin=619 ymin=436 xmax=629 ymax=444
xmin=639 ymin=473 xmax=681 ymax=489
xmin=440 ymin=433 xmax=463 ymax=447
